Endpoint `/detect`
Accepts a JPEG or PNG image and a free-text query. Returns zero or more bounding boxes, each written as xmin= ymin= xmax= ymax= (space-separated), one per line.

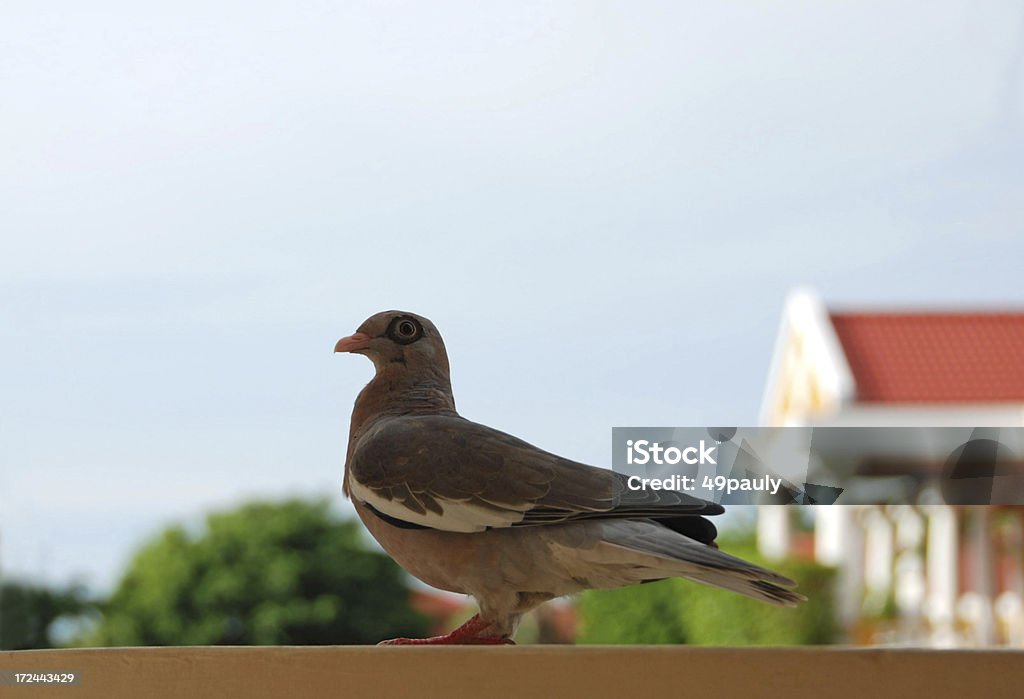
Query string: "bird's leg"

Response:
xmin=378 ymin=614 xmax=515 ymax=646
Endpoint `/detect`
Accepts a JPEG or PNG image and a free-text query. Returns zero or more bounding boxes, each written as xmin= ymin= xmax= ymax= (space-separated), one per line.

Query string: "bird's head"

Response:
xmin=334 ymin=310 xmax=450 ymax=376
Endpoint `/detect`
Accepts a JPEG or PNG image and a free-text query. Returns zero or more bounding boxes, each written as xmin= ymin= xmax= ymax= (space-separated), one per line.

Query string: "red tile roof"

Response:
xmin=829 ymin=312 xmax=1024 ymax=403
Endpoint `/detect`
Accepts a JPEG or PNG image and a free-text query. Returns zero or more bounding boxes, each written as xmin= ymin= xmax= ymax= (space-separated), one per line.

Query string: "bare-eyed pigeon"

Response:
xmin=335 ymin=310 xmax=803 ymax=645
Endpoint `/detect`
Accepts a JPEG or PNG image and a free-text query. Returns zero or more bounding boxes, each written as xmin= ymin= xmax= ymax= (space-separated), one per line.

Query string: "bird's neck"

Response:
xmin=348 ymin=368 xmax=458 ymax=442
xmin=343 ymin=369 xmax=457 ymax=497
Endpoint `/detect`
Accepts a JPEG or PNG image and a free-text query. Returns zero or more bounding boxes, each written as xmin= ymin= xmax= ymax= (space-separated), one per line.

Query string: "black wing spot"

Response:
xmin=364 ymin=502 xmax=431 ymax=530
xmin=657 ymin=515 xmax=719 ymax=546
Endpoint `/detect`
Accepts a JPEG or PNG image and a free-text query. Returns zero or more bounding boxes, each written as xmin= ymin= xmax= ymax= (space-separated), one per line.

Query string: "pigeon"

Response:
xmin=335 ymin=310 xmax=803 ymax=645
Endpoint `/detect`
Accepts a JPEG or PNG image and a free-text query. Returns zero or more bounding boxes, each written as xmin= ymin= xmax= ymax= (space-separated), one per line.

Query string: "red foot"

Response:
xmin=378 ymin=635 xmax=514 ymax=646
xmin=378 ymin=614 xmax=515 ymax=646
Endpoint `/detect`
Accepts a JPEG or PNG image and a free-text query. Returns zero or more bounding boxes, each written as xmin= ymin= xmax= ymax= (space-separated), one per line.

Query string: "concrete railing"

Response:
xmin=3 ymin=646 xmax=1023 ymax=698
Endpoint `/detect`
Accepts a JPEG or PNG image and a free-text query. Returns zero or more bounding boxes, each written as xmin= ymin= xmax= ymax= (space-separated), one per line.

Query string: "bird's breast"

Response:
xmin=352 ymin=498 xmax=478 ymax=594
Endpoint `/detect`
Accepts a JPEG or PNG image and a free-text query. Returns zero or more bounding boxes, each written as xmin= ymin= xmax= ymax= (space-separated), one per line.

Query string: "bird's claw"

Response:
xmin=377 ymin=635 xmax=515 ymax=646
xmin=378 ymin=615 xmax=515 ymax=645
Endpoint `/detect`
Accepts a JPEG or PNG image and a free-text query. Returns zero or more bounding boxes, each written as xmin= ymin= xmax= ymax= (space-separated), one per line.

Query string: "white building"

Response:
xmin=758 ymin=289 xmax=1024 ymax=646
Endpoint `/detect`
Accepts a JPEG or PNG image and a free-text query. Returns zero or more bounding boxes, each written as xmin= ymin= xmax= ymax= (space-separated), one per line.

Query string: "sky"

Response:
xmin=1 ymin=1 xmax=1023 ymax=593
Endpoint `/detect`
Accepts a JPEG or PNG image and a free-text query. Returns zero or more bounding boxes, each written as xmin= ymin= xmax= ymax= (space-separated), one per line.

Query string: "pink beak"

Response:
xmin=334 ymin=332 xmax=372 ymax=353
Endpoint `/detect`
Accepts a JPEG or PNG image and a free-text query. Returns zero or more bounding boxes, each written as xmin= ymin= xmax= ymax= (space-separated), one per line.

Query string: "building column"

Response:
xmin=995 ymin=511 xmax=1024 ymax=645
xmin=840 ymin=509 xmax=865 ymax=629
xmin=814 ymin=505 xmax=847 ymax=565
xmin=926 ymin=505 xmax=959 ymax=647
xmin=813 ymin=506 xmax=861 ymax=629
xmin=865 ymin=507 xmax=894 ymax=595
xmin=893 ymin=507 xmax=926 ymax=643
xmin=757 ymin=505 xmax=791 ymax=561
xmin=969 ymin=507 xmax=996 ymax=645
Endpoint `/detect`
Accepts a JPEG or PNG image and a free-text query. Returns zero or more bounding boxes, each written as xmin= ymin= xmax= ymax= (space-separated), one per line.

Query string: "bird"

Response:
xmin=335 ymin=310 xmax=803 ymax=645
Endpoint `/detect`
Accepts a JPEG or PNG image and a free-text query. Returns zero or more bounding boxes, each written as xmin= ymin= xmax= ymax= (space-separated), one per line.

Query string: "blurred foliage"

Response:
xmin=87 ymin=498 xmax=427 ymax=645
xmin=577 ymin=532 xmax=837 ymax=645
xmin=0 ymin=579 xmax=92 ymax=650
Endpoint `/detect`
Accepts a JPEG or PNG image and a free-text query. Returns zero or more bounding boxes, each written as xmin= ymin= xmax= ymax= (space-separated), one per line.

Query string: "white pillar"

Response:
xmin=996 ymin=592 xmax=1024 ymax=646
xmin=757 ymin=505 xmax=791 ymax=561
xmin=1007 ymin=512 xmax=1024 ymax=600
xmin=995 ymin=512 xmax=1024 ymax=645
xmin=814 ymin=505 xmax=848 ymax=566
xmin=813 ymin=505 xmax=862 ymax=630
xmin=895 ymin=550 xmax=926 ymax=619
xmin=895 ymin=506 xmax=925 ymax=551
xmin=893 ymin=507 xmax=926 ymax=644
xmin=865 ymin=508 xmax=894 ymax=594
xmin=926 ymin=505 xmax=959 ymax=647
xmin=842 ymin=511 xmax=865 ymax=630
xmin=970 ymin=507 xmax=996 ymax=645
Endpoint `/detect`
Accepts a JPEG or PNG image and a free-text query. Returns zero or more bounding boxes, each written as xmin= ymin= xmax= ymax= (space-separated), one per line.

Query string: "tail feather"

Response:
xmin=676 ymin=568 xmax=806 ymax=607
xmin=597 ymin=519 xmax=805 ymax=606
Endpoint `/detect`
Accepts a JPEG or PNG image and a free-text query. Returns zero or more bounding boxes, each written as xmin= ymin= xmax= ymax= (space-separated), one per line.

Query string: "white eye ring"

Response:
xmin=389 ymin=317 xmax=421 ymax=344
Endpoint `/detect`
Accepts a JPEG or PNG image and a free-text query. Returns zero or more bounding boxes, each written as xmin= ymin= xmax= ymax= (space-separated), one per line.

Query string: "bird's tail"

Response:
xmin=672 ymin=565 xmax=806 ymax=606
xmin=597 ymin=520 xmax=806 ymax=607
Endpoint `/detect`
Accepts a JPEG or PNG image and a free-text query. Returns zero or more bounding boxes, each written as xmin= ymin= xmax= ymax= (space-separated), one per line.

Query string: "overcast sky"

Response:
xmin=2 ymin=1 xmax=1023 ymax=592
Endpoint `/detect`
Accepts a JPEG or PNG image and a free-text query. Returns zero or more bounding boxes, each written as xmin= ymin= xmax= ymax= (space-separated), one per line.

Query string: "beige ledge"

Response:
xmin=2 ymin=646 xmax=1023 ymax=699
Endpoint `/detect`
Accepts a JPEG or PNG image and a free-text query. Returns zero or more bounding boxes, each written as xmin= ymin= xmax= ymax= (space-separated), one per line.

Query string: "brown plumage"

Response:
xmin=336 ymin=310 xmax=803 ymax=645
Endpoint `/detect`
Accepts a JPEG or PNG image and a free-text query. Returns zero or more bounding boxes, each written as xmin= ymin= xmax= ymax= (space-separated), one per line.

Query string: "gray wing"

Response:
xmin=348 ymin=414 xmax=722 ymax=534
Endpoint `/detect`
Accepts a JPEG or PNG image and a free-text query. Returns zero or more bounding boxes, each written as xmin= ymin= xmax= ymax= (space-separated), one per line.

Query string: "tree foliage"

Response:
xmin=0 ymin=580 xmax=91 ymax=650
xmin=576 ymin=533 xmax=837 ymax=645
xmin=89 ymin=498 xmax=427 ymax=645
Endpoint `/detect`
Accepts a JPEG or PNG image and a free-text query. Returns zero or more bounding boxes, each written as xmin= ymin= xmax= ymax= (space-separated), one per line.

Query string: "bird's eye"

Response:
xmin=387 ymin=316 xmax=423 ymax=344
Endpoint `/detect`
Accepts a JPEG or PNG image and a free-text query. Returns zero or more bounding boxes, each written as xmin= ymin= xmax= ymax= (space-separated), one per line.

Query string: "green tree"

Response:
xmin=0 ymin=580 xmax=92 ymax=650
xmin=89 ymin=498 xmax=427 ymax=645
xmin=577 ymin=533 xmax=837 ymax=645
